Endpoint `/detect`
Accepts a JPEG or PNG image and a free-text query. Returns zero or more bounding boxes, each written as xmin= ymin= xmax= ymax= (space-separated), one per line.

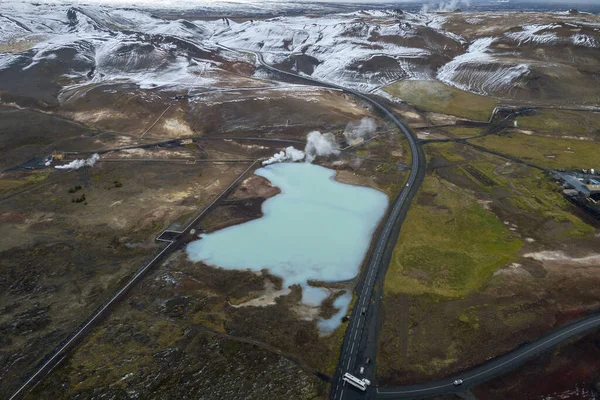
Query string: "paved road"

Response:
xmin=7 ymin=161 xmax=259 ymax=400
xmin=222 ymin=45 xmax=600 ymax=400
xmin=220 ymin=45 xmax=426 ymax=400
xmin=376 ymin=313 xmax=600 ymax=398
xmin=67 ymin=136 xmax=307 ymax=157
xmin=12 ymin=44 xmax=596 ymax=400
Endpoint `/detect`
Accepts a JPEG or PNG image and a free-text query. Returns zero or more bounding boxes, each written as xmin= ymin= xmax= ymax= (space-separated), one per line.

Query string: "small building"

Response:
xmin=586 ymin=184 xmax=600 ymax=194
xmin=52 ymin=151 xmax=64 ymax=161
xmin=349 ymin=137 xmax=365 ymax=146
xmin=558 ymin=172 xmax=591 ymax=197
xmin=563 ymin=189 xmax=579 ymax=197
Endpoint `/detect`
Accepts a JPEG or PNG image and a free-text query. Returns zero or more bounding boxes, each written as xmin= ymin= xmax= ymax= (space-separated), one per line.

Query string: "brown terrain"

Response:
xmin=1 ymin=3 xmax=600 ymax=400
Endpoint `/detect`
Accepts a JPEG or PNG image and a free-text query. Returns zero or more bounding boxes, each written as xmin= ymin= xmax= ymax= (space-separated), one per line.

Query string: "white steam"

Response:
xmin=262 ymin=146 xmax=305 ymax=165
xmin=421 ymin=0 xmax=471 ymax=13
xmin=55 ymin=153 xmax=100 ymax=170
xmin=305 ymin=131 xmax=340 ymax=163
xmin=344 ymin=117 xmax=377 ymax=142
xmin=262 ymin=131 xmax=340 ymax=165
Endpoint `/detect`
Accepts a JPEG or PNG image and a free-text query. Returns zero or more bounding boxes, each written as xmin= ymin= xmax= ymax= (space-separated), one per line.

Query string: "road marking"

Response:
xmin=240 ymin=46 xmax=425 ymax=400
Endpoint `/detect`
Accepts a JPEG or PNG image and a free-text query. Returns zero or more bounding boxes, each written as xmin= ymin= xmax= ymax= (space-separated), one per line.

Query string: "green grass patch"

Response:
xmin=384 ymin=80 xmax=499 ymax=121
xmin=471 ymin=133 xmax=600 ymax=170
xmin=458 ymin=307 xmax=480 ymax=330
xmin=516 ymin=110 xmax=600 ymax=137
xmin=441 ymin=152 xmax=594 ymax=237
xmin=445 ymin=126 xmax=483 ymax=138
xmin=504 ymin=171 xmax=594 ymax=237
xmin=434 ymin=142 xmax=465 ymax=162
xmin=0 ymin=172 xmax=49 ymax=194
xmin=384 ymin=176 xmax=522 ymax=297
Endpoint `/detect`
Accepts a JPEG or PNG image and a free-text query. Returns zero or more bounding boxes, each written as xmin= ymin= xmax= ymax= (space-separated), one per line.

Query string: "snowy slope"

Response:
xmin=0 ymin=2 xmax=232 ymax=99
xmin=1 ymin=2 xmax=598 ymax=102
xmin=205 ymin=11 xmax=464 ymax=90
xmin=437 ymin=37 xmax=529 ymax=95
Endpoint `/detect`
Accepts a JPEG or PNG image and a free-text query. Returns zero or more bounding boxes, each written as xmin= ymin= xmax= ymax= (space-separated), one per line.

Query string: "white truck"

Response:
xmin=343 ymin=373 xmax=371 ymax=391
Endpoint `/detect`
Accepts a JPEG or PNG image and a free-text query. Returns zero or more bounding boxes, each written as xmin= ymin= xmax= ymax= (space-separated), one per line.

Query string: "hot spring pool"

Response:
xmin=186 ymin=162 xmax=388 ymax=332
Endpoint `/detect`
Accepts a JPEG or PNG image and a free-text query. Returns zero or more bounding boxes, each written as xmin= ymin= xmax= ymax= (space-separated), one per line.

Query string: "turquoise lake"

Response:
xmin=186 ymin=162 xmax=388 ymax=332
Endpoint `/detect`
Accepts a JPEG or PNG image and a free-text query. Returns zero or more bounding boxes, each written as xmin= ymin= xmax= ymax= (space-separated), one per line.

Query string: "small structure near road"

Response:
xmin=349 ymin=137 xmax=365 ymax=146
xmin=587 ymin=184 xmax=600 ymax=195
xmin=557 ymin=169 xmax=600 ymax=219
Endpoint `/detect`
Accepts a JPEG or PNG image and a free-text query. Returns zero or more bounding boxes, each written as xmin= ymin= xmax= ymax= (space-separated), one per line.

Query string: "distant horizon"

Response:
xmin=6 ymin=0 xmax=600 ymax=6
xmin=3 ymin=0 xmax=600 ymax=15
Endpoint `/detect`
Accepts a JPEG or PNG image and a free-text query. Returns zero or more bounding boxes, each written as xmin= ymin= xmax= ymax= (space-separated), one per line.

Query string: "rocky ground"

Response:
xmin=3 ymin=131 xmax=406 ymax=399
xmin=0 ymin=43 xmax=407 ymax=399
xmin=473 ymin=330 xmax=600 ymax=399
xmin=377 ymin=108 xmax=600 ymax=397
xmin=2 ymin=2 xmax=600 ymax=399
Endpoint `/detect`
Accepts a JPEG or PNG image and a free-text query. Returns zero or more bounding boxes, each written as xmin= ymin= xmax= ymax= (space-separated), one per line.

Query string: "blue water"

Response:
xmin=186 ymin=162 xmax=388 ymax=331
xmin=318 ymin=291 xmax=353 ymax=334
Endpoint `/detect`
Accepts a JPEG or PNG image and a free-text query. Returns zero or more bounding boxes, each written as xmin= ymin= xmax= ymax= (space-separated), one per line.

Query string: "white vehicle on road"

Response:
xmin=453 ymin=379 xmax=463 ymax=386
xmin=343 ymin=373 xmax=370 ymax=391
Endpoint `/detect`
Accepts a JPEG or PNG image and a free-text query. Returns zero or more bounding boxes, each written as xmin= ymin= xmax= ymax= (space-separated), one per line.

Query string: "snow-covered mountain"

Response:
xmin=1 ymin=2 xmax=599 ymax=105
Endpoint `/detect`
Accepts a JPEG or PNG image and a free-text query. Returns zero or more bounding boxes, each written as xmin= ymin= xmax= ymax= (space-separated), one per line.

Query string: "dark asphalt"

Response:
xmin=8 ymin=161 xmax=259 ymax=400
xmin=226 ymin=44 xmax=600 ymax=400
xmin=377 ymin=313 xmax=600 ymax=399
xmin=221 ymin=45 xmax=426 ymax=400
xmin=11 ymin=43 xmax=597 ymax=400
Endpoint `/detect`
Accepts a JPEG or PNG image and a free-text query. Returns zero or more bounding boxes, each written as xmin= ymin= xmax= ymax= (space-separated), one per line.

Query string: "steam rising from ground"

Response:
xmin=304 ymin=131 xmax=340 ymax=163
xmin=422 ymin=0 xmax=471 ymax=13
xmin=55 ymin=153 xmax=100 ymax=170
xmin=344 ymin=117 xmax=376 ymax=142
xmin=262 ymin=131 xmax=340 ymax=165
xmin=262 ymin=146 xmax=305 ymax=165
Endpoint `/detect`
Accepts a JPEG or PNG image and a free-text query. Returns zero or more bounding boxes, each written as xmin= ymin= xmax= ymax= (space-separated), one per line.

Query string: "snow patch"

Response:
xmin=525 ymin=251 xmax=600 ymax=266
xmin=505 ymin=24 xmax=561 ymax=45
xmin=437 ymin=37 xmax=528 ymax=95
xmin=571 ymin=34 xmax=599 ymax=48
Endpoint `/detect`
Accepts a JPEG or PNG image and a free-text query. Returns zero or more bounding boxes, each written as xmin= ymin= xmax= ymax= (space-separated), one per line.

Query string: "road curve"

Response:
xmin=221 ymin=44 xmax=600 ymax=400
xmin=377 ymin=313 xmax=600 ymax=398
xmin=217 ymin=44 xmax=426 ymax=400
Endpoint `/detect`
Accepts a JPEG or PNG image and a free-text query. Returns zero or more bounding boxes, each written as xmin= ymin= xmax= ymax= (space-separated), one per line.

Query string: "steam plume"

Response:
xmin=343 ymin=117 xmax=376 ymax=142
xmin=55 ymin=153 xmax=100 ymax=170
xmin=421 ymin=0 xmax=471 ymax=13
xmin=262 ymin=131 xmax=340 ymax=166
xmin=262 ymin=146 xmax=305 ymax=165
xmin=305 ymin=131 xmax=340 ymax=163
